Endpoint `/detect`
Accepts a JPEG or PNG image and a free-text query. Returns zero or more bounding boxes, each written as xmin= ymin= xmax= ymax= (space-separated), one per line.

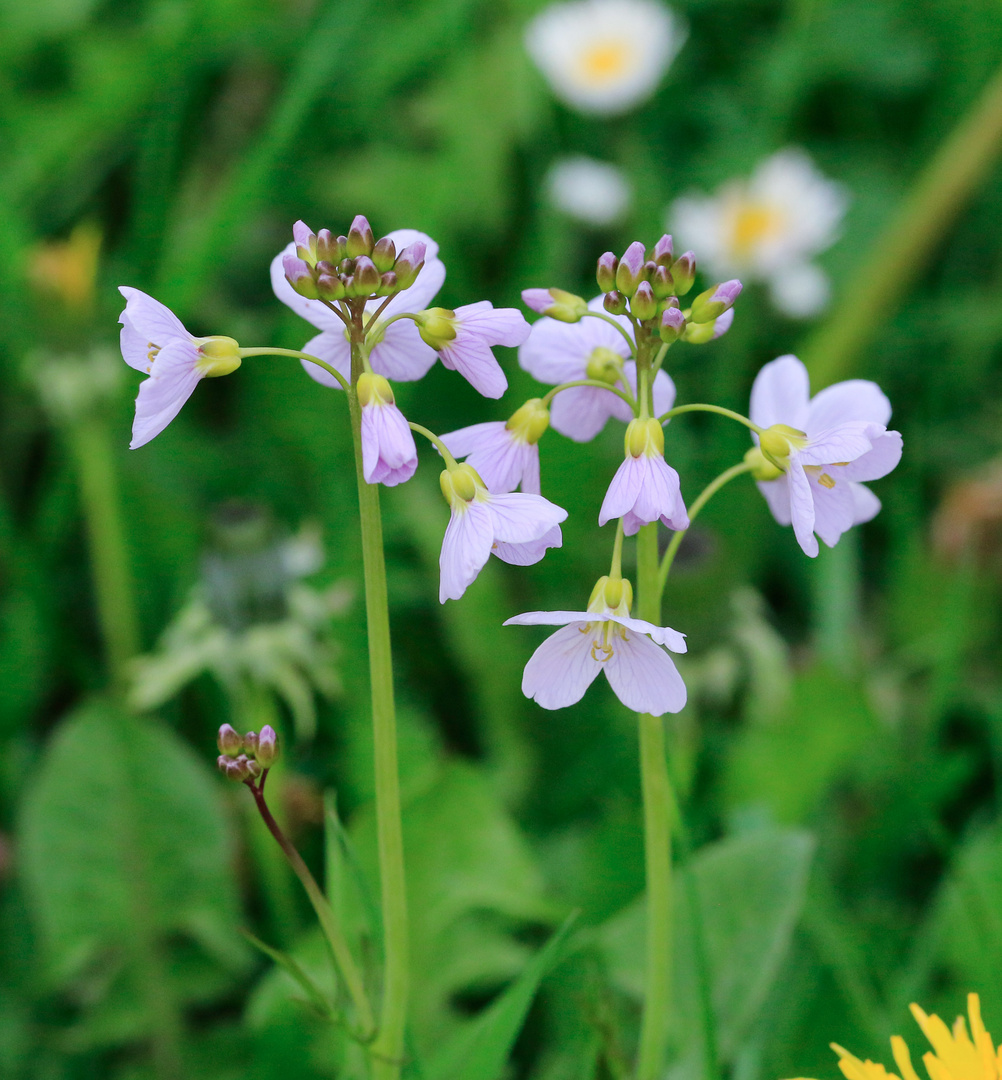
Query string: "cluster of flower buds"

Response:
xmin=282 ymin=216 xmax=426 ymax=303
xmin=216 ymin=723 xmax=279 ymax=782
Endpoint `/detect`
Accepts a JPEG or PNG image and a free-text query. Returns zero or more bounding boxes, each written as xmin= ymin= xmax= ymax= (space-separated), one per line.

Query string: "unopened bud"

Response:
xmin=659 ymin=307 xmax=686 ymax=343
xmin=603 ymin=290 xmax=627 ymax=316
xmin=372 ymin=236 xmax=397 ymax=272
xmin=416 ymin=308 xmax=458 ymax=350
xmin=651 ymin=264 xmax=674 ymax=299
xmin=506 ymin=398 xmax=550 ymax=444
xmin=596 ymin=252 xmax=618 ymax=293
xmin=625 ymin=417 xmax=665 ymax=459
xmin=293 ymin=220 xmax=317 ymax=265
xmin=357 ymin=371 xmax=395 ymax=408
xmin=376 ymin=271 xmax=398 ymax=296
xmin=670 ymin=251 xmax=696 ymax=295
xmin=316 ymin=272 xmax=346 ymax=301
xmin=689 ymin=279 xmax=742 ymax=324
xmin=346 ymin=215 xmax=374 ymax=258
xmin=256 ymin=726 xmax=279 ymax=769
xmin=245 ymin=758 xmax=263 ymax=779
xmin=630 ymin=281 xmax=657 ymax=321
xmin=217 ymin=723 xmax=242 ymax=757
xmin=522 ymin=287 xmax=587 ymax=323
xmin=615 ymin=241 xmax=646 ymax=297
xmin=393 ymin=242 xmax=426 ymax=290
xmin=244 ymin=731 xmax=259 ymax=756
xmin=283 ymin=253 xmax=318 ymax=299
xmin=682 ymin=308 xmax=734 ymax=344
xmin=315 ymin=229 xmax=339 ymax=263
xmin=196 ymin=337 xmax=242 ymax=378
xmin=352 ymin=255 xmax=381 ymax=295
xmin=652 ymin=234 xmax=674 ymax=266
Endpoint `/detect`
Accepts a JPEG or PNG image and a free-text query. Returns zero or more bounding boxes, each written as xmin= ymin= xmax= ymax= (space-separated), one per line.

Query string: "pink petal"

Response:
xmin=362 ymin=402 xmax=418 ymax=487
xmin=370 ymin=319 xmax=438 ymax=382
xmin=631 ymin=457 xmax=688 ymax=532
xmin=439 ymin=503 xmax=495 ymax=603
xmin=454 ymin=301 xmax=530 ymax=348
xmin=607 ymin=615 xmax=687 ymax=653
xmin=441 ymin=423 xmax=530 ymax=493
xmin=503 ymin=611 xmax=688 ymax=655
xmin=521 ymin=623 xmax=603 ymax=710
xmin=749 ymin=355 xmax=811 ymax=432
xmin=599 ymin=456 xmax=644 ymax=526
xmin=120 ymin=319 xmax=154 ymax=372
xmin=300 ymin=331 xmax=351 ymax=388
xmin=799 ymin=421 xmax=879 ymax=466
xmin=604 ymin=632 xmax=687 ymax=715
xmin=810 ymin=475 xmax=856 ymax=548
xmin=520 ymin=445 xmax=541 ymax=496
xmin=492 ymin=525 xmax=562 ymax=565
xmin=788 ymin=461 xmax=819 ymax=557
xmin=504 ymin=609 xmax=596 ymax=627
xmin=756 ymin=475 xmax=793 ymax=526
xmin=130 ymin=339 xmax=202 ymax=449
xmin=807 ymin=379 xmax=891 ymax=431
xmin=838 ymin=430 xmax=902 ymax=482
xmin=269 ymin=244 xmax=346 ymax=333
xmin=518 ymin=295 xmax=631 ymax=384
xmin=380 ymin=229 xmax=445 ymax=313
xmin=551 ymin=385 xmax=622 ymax=442
xmin=850 ymin=482 xmax=881 ymax=524
xmin=118 ymin=287 xmax=190 ymax=345
xmin=438 ymin=335 xmax=508 ymax=398
xmin=487 ymin=493 xmax=567 ymax=543
xmin=650 ymin=369 xmax=677 ymax=417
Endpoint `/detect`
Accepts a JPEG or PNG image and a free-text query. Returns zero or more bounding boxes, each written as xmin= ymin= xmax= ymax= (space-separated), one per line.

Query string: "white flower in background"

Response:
xmin=526 ymin=0 xmax=686 ymax=116
xmin=546 ymin=157 xmax=632 ymax=226
xmin=668 ymin=149 xmax=849 ymax=318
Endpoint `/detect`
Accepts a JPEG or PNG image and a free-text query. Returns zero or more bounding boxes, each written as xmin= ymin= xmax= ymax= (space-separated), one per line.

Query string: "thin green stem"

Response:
xmin=658 ymin=403 xmax=763 ymax=434
xmin=651 ymin=341 xmax=670 ymax=375
xmin=67 ymin=416 xmax=141 ymax=691
xmin=409 ymin=422 xmax=457 ymax=468
xmin=582 ymin=309 xmax=637 ymax=353
xmin=610 ymin=518 xmax=625 ymax=579
xmin=541 ymin=378 xmax=635 ymax=410
xmin=248 ymin=781 xmax=375 ymax=1038
xmin=346 ymin=328 xmax=409 ymax=1080
xmin=657 ymin=460 xmax=753 ymax=601
xmin=363 ymin=294 xmax=396 ymax=336
xmin=238 ymin=347 xmax=351 ymax=392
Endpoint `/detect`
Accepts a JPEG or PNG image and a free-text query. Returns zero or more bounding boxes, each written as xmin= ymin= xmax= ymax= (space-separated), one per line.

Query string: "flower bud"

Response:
xmin=615 ymin=241 xmax=646 ymax=297
xmin=682 ymin=308 xmax=734 ymax=344
xmin=245 ymin=757 xmax=263 ymax=779
xmin=651 ymin=264 xmax=674 ymax=300
xmin=521 ymin=287 xmax=588 ymax=323
xmin=244 ymin=730 xmax=259 ymax=756
xmin=652 ymin=234 xmax=674 ymax=266
xmin=603 ymin=290 xmax=627 ymax=316
xmin=256 ymin=725 xmax=279 ymax=769
xmin=670 ymin=251 xmax=696 ymax=295
xmin=293 ymin=220 xmax=317 ymax=265
xmin=630 ymin=281 xmax=657 ymax=322
xmin=195 ymin=337 xmax=242 ymax=378
xmin=393 ymin=242 xmax=426 ymax=290
xmin=659 ymin=307 xmax=686 ymax=343
xmin=372 ymin=236 xmax=396 ymax=272
xmin=416 ymin=308 xmax=458 ymax=350
xmin=352 ymin=255 xmax=381 ymax=295
xmin=596 ymin=252 xmax=619 ymax=293
xmin=743 ymin=446 xmax=783 ymax=482
xmin=624 ymin=417 xmax=665 ymax=459
xmin=346 ymin=215 xmax=374 ymax=258
xmin=217 ymin=724 xmax=242 ymax=757
xmin=376 ymin=271 xmax=398 ymax=296
xmin=315 ymin=229 xmax=340 ymax=263
xmin=357 ymin=371 xmax=395 ymax=408
xmin=505 ymin=398 xmax=550 ymax=444
xmin=283 ymin=253 xmax=319 ymax=299
xmin=440 ymin=463 xmax=483 ymax=505
xmin=316 ymin=272 xmax=346 ymax=301
xmin=689 ymin=279 xmax=742 ymax=324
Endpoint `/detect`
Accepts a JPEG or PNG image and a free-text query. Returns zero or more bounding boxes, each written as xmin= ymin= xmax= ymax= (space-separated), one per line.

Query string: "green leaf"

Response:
xmin=425 ymin=913 xmax=577 ymax=1080
xmin=240 ymin=929 xmax=337 ymax=1022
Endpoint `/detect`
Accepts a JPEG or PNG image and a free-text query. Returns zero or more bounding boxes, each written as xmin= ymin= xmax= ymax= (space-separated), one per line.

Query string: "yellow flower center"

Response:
xmin=579 ymin=40 xmax=633 ymax=83
xmin=729 ymin=201 xmax=787 ymax=258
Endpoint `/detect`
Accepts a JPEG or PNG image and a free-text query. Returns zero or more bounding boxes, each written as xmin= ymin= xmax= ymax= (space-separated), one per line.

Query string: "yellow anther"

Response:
xmin=585 ymin=346 xmax=625 ymax=384
xmin=505 ymin=398 xmax=550 ymax=444
xmin=818 ymin=472 xmax=836 ymax=489
xmin=195 ymin=336 xmax=242 ymax=377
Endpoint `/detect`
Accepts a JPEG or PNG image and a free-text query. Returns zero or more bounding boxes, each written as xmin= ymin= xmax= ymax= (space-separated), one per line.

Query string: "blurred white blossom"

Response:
xmin=546 ymin=156 xmax=632 ymax=226
xmin=526 ymin=0 xmax=686 ymax=116
xmin=668 ymin=149 xmax=849 ymax=318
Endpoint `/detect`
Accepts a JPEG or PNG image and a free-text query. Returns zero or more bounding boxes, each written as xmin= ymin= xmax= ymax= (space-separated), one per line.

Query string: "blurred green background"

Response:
xmin=3 ymin=0 xmax=1002 ymax=1077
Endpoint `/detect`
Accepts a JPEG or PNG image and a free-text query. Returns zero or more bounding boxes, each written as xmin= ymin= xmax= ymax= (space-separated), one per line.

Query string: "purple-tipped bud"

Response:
xmin=244 ymin=731 xmax=259 ymax=756
xmin=615 ymin=241 xmax=647 ymax=297
xmin=283 ymin=253 xmax=319 ymax=299
xmin=217 ymin=723 xmax=242 ymax=757
xmin=316 ymin=229 xmax=339 ymax=263
xmin=346 ymin=215 xmax=374 ymax=258
xmin=670 ymin=251 xmax=696 ymax=295
xmin=393 ymin=242 xmax=426 ymax=290
xmin=220 ymin=754 xmax=252 ymax=782
xmin=293 ymin=220 xmax=317 ymax=264
xmin=216 ymin=754 xmax=230 ymax=774
xmin=689 ymin=279 xmax=742 ymax=324
xmin=659 ymin=306 xmax=687 ymax=343
xmin=651 ymin=264 xmax=674 ymax=300
xmin=643 ymin=260 xmax=658 ymax=281
xmin=683 ymin=307 xmax=734 ymax=344
xmin=630 ymin=281 xmax=657 ymax=322
xmin=316 ymin=273 xmax=346 ymax=301
xmin=521 ymin=287 xmax=588 ymax=323
xmin=376 ymin=271 xmax=398 ymax=296
xmin=257 ymin=725 xmax=279 ymax=769
xmin=372 ymin=236 xmax=396 ymax=273
xmin=652 ymin=234 xmax=674 ymax=266
xmin=603 ymin=290 xmax=628 ymax=315
xmin=596 ymin=252 xmax=618 ymax=293
xmin=352 ymin=255 xmax=381 ymax=295
xmin=245 ymin=758 xmax=263 ymax=779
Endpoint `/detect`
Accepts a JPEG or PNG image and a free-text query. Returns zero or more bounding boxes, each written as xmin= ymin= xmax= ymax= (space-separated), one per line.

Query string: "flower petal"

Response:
xmin=439 ymin=335 xmax=508 ymax=398
xmin=380 ymin=229 xmax=445 ymax=314
xmin=362 ymin=402 xmax=418 ymax=486
xmin=810 ymin=475 xmax=856 ymax=548
xmin=371 ymin=319 xmax=438 ymax=382
xmin=604 ymin=631 xmax=687 ymax=715
xmin=551 ymin=384 xmax=622 ymax=442
xmin=798 ymin=421 xmax=879 ymax=466
xmin=849 ymin=482 xmax=881 ymax=524
xmin=455 ymin=301 xmax=531 ymax=348
xmin=492 ymin=525 xmax=562 ymax=565
xmin=120 ymin=319 xmax=154 ymax=372
xmin=441 ymin=422 xmax=531 ymax=493
xmin=599 ymin=456 xmax=643 ymax=526
xmin=749 ymin=354 xmax=810 ymax=432
xmin=300 ymin=331 xmax=351 ymax=388
xmin=439 ymin=503 xmax=495 ymax=603
xmin=788 ymin=461 xmax=818 ymax=557
xmin=631 ymin=456 xmax=689 ymax=531
xmin=118 ymin=287 xmax=190 ymax=346
xmin=130 ymin=339 xmax=201 ymax=449
xmin=606 ymin=614 xmax=687 ymax=653
xmin=520 ymin=623 xmax=603 ymax=710
xmin=807 ymin=378 xmax=891 ymax=431
xmin=269 ymin=243 xmax=346 ymax=333
xmin=487 ymin=493 xmax=567 ymax=543
xmin=756 ymin=475 xmax=793 ymax=526
xmin=838 ymin=430 xmax=902 ymax=482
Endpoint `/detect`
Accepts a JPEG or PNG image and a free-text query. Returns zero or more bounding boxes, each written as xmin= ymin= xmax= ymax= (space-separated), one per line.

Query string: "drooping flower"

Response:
xmin=669 ymin=149 xmax=849 ymax=318
xmin=789 ymin=994 xmax=999 ymax=1080
xmin=357 ymin=372 xmax=418 ymax=487
xmin=118 ymin=287 xmax=242 ymax=449
xmin=415 ymin=302 xmax=530 ymax=399
xmin=519 ymin=295 xmax=676 ymax=442
xmin=504 ymin=574 xmax=687 ymax=714
xmin=438 ymin=464 xmax=567 ymax=602
xmin=746 ymin=354 xmax=902 ymax=557
xmin=270 ymin=226 xmax=446 ymax=387
xmin=525 ymin=0 xmax=686 ymax=116
xmin=441 ymin=398 xmax=550 ymax=494
xmin=600 ymin=417 xmax=688 ymax=535
xmin=545 ymin=156 xmax=633 ymax=226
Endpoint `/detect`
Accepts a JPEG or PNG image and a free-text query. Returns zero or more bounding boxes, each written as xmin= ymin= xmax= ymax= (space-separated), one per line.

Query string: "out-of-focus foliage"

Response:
xmin=2 ymin=0 xmax=1002 ymax=1076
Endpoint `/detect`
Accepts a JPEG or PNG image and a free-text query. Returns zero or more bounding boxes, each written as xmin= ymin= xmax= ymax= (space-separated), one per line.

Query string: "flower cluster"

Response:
xmin=216 ymin=723 xmax=279 ymax=783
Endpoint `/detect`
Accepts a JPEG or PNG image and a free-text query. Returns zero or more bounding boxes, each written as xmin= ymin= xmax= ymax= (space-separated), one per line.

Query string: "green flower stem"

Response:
xmin=237 ymin=347 xmax=351 ymax=391
xmin=67 ymin=415 xmax=141 ymax=690
xmin=610 ymin=517 xmax=625 ymax=579
xmin=802 ymin=59 xmax=1002 ymax=386
xmin=541 ymin=378 xmax=636 ymax=410
xmin=247 ymin=780 xmax=375 ymax=1038
xmin=657 ymin=461 xmax=754 ymax=602
xmin=347 ymin=331 xmax=409 ymax=1080
xmin=409 ymin=421 xmax=458 ymax=468
xmin=658 ymin=403 xmax=762 ymax=434
xmin=582 ymin=309 xmax=637 ymax=353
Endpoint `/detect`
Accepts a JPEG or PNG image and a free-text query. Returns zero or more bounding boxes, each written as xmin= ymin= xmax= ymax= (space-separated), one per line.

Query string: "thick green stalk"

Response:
xmin=67 ymin=415 xmax=141 ymax=690
xmin=347 ymin=337 xmax=409 ymax=1080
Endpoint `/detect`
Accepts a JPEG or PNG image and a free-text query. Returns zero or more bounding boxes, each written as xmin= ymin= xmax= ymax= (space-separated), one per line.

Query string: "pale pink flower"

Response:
xmin=519 ymin=295 xmax=675 ymax=442
xmin=599 ymin=418 xmax=688 ymax=535
xmin=438 ymin=464 xmax=567 ymax=602
xmin=270 ymin=228 xmax=445 ymax=387
xmin=504 ymin=576 xmax=687 ymax=715
xmin=118 ymin=287 xmax=241 ymax=449
xmin=441 ymin=398 xmax=550 ymax=494
xmin=358 ymin=373 xmax=418 ymax=487
xmin=748 ymin=354 xmax=903 ymax=556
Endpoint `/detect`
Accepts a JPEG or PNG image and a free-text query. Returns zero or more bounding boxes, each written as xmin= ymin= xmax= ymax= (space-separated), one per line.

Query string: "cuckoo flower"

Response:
xmin=358 ymin=373 xmax=418 ymax=487
xmin=600 ymin=418 xmax=688 ymax=535
xmin=519 ymin=295 xmax=676 ymax=442
xmin=546 ymin=156 xmax=632 ymax=226
xmin=438 ymin=464 xmax=567 ymax=602
xmin=441 ymin=398 xmax=550 ymax=494
xmin=505 ymin=575 xmax=687 ymax=715
xmin=118 ymin=287 xmax=241 ymax=449
xmin=271 ymin=226 xmax=445 ymax=386
xmin=415 ymin=302 xmax=530 ymax=399
xmin=747 ymin=354 xmax=903 ymax=557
